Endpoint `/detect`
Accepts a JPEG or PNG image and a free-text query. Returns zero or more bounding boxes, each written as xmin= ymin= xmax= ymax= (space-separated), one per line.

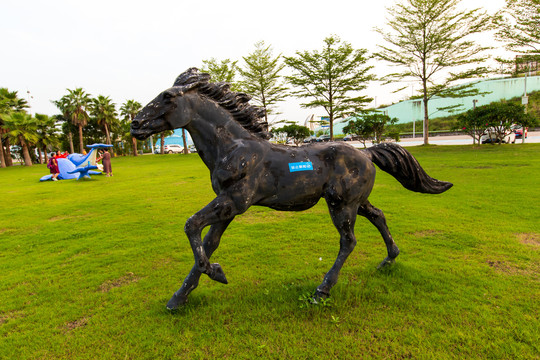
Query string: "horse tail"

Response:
xmin=361 ymin=143 xmax=453 ymax=194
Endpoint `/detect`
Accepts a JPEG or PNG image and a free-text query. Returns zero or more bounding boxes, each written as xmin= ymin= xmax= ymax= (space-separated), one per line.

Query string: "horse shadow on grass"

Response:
xmin=152 ymin=259 xmax=452 ymax=317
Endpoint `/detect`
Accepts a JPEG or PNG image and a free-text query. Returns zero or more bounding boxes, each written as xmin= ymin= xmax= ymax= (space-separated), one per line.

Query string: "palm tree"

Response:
xmin=59 ymin=88 xmax=90 ymax=153
xmin=3 ymin=112 xmax=38 ymax=166
xmin=0 ymin=88 xmax=29 ymax=167
xmin=51 ymin=97 xmax=75 ymax=153
xmin=120 ymin=100 xmax=142 ymax=156
xmin=159 ymin=130 xmax=174 ymax=154
xmin=35 ymin=114 xmax=60 ymax=164
xmin=91 ymin=95 xmax=117 ymax=145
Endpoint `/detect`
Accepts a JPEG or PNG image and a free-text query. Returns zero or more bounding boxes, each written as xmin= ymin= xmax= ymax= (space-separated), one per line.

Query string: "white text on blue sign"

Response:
xmin=289 ymin=162 xmax=314 ymax=172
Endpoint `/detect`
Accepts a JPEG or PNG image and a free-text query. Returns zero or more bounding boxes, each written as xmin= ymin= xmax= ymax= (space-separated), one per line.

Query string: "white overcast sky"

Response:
xmin=1 ymin=0 xmax=507 ymax=124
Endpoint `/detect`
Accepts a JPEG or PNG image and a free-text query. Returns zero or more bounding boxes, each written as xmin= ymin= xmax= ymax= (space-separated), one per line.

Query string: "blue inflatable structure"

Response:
xmin=40 ymin=144 xmax=113 ymax=181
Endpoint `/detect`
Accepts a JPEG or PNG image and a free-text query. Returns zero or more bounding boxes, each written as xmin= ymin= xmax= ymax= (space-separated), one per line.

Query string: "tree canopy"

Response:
xmin=284 ymin=35 xmax=374 ymax=140
xmin=201 ymin=58 xmax=241 ymax=91
xmin=374 ymin=0 xmax=493 ymax=145
xmin=239 ymin=41 xmax=288 ymax=124
xmin=272 ymin=124 xmax=311 ymax=146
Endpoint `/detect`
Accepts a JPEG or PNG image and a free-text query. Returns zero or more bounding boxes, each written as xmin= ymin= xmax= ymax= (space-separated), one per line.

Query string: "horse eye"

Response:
xmin=163 ymin=92 xmax=173 ymax=100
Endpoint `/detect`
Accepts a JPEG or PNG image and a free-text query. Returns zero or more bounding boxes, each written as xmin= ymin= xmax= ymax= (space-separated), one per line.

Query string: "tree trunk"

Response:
xmin=78 ymin=124 xmax=84 ymax=153
xmin=68 ymin=132 xmax=74 ymax=153
xmin=4 ymin=137 xmax=13 ymax=166
xmin=0 ymin=137 xmax=6 ymax=168
xmin=422 ymin=87 xmax=429 ymax=146
xmin=105 ymin=123 xmax=111 ymax=145
xmin=43 ymin=146 xmax=49 ymax=163
xmin=182 ymin=129 xmax=188 ymax=154
xmin=38 ymin=147 xmax=43 ymax=164
xmin=19 ymin=136 xmax=33 ymax=166
xmin=160 ymin=134 xmax=165 ymax=154
xmin=132 ymin=137 xmax=138 ymax=156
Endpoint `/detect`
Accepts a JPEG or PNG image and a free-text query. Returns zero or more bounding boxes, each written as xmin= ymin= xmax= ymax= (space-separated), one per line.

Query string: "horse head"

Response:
xmin=130 ymin=85 xmax=192 ymax=140
xmin=131 ymin=67 xmax=270 ymax=141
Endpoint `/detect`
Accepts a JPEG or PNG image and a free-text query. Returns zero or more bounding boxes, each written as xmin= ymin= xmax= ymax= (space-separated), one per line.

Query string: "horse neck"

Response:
xmin=184 ymin=98 xmax=255 ymax=171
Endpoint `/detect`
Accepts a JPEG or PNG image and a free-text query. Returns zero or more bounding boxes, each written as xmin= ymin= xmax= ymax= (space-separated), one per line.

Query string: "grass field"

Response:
xmin=1 ymin=144 xmax=539 ymax=359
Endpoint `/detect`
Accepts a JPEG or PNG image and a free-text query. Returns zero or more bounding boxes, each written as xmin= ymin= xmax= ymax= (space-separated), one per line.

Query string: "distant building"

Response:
xmin=379 ymin=75 xmax=540 ymax=125
xmin=317 ymin=75 xmax=540 ymax=136
xmin=159 ymin=129 xmax=193 ymax=147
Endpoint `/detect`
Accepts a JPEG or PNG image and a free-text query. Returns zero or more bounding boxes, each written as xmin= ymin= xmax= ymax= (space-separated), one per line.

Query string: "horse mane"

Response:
xmin=173 ymin=68 xmax=270 ymax=139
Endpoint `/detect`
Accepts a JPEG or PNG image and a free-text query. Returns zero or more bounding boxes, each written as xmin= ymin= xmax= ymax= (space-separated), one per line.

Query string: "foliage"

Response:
xmin=34 ymin=114 xmax=60 ymax=163
xmin=493 ymin=0 xmax=540 ymax=71
xmin=2 ymin=112 xmax=38 ymax=166
xmin=284 ymin=35 xmax=374 ymax=140
xmin=120 ymin=100 xmax=142 ymax=156
xmin=343 ymin=113 xmax=397 ymax=147
xmin=239 ymin=41 xmax=289 ymax=124
xmin=374 ymin=0 xmax=493 ymax=145
xmin=392 ymin=90 xmax=540 ymax=135
xmin=458 ymin=102 xmax=537 ymax=145
xmin=90 ymin=95 xmax=118 ymax=145
xmin=51 ymin=97 xmax=75 ymax=153
xmin=271 ymin=124 xmax=311 ymax=146
xmin=61 ymin=88 xmax=91 ymax=153
xmin=0 ymin=88 xmax=29 ymax=167
xmin=0 ymin=146 xmax=539 ymax=359
xmin=201 ymin=58 xmax=241 ymax=91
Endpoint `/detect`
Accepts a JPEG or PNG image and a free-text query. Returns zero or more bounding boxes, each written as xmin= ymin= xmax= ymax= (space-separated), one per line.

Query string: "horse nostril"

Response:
xmin=131 ymin=120 xmax=141 ymax=129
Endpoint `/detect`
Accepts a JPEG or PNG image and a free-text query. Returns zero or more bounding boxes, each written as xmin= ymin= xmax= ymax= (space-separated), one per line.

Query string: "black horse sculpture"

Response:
xmin=131 ymin=68 xmax=452 ymax=310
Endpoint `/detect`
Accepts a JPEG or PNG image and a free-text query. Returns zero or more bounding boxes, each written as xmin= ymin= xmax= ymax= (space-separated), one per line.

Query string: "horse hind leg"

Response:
xmin=167 ymin=219 xmax=233 ymax=310
xmin=358 ymin=202 xmax=400 ymax=269
xmin=314 ymin=205 xmax=358 ymax=301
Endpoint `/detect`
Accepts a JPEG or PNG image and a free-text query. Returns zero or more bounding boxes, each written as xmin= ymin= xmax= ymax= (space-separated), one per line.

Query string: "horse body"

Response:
xmin=131 ymin=68 xmax=452 ymax=309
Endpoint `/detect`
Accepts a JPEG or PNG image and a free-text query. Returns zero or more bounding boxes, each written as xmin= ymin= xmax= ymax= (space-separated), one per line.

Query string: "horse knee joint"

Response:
xmin=184 ymin=216 xmax=200 ymax=236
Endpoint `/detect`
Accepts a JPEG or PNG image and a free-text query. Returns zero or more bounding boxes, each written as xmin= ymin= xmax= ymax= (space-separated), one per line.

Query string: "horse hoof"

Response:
xmin=166 ymin=294 xmax=187 ymax=311
xmin=208 ymin=263 xmax=228 ymax=284
xmin=377 ymin=257 xmax=396 ymax=270
xmin=311 ymin=290 xmax=329 ymax=305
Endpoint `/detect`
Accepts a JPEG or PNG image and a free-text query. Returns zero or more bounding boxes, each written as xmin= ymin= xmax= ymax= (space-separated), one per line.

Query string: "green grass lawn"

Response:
xmin=1 ymin=144 xmax=539 ymax=359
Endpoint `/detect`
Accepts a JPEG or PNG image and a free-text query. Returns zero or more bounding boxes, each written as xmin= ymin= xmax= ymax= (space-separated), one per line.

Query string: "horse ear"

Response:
xmin=173 ymin=67 xmax=211 ymax=87
xmin=169 ymin=87 xmax=184 ymax=97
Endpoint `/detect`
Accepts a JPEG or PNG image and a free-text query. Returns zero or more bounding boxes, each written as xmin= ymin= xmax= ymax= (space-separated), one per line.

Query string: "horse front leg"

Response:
xmin=167 ymin=219 xmax=233 ymax=310
xmin=184 ymin=194 xmax=240 ymax=283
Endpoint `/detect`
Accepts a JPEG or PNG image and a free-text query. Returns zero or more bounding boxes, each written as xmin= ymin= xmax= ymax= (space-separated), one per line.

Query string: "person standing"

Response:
xmin=97 ymin=149 xmax=113 ymax=177
xmin=48 ymin=152 xmax=60 ymax=181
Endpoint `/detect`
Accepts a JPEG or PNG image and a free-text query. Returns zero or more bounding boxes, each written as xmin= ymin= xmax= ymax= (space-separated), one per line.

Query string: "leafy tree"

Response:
xmin=0 ymin=88 xmax=29 ymax=167
xmin=456 ymin=109 xmax=487 ymax=145
xmin=35 ymin=114 xmax=60 ymax=164
xmin=56 ymin=88 xmax=91 ymax=153
xmin=493 ymin=0 xmax=540 ymax=63
xmin=120 ymin=100 xmax=142 ymax=156
xmin=459 ymin=102 xmax=536 ymax=145
xmin=2 ymin=112 xmax=38 ymax=166
xmin=284 ymin=35 xmax=374 ymax=140
xmin=343 ymin=113 xmax=397 ymax=147
xmin=51 ymin=97 xmax=75 ymax=153
xmin=200 ymin=58 xmax=241 ymax=91
xmin=90 ymin=95 xmax=117 ymax=145
xmin=343 ymin=116 xmax=373 ymax=148
xmin=272 ymin=124 xmax=311 ymax=146
xmin=374 ymin=0 xmax=493 ymax=145
xmin=239 ymin=41 xmax=289 ymax=123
